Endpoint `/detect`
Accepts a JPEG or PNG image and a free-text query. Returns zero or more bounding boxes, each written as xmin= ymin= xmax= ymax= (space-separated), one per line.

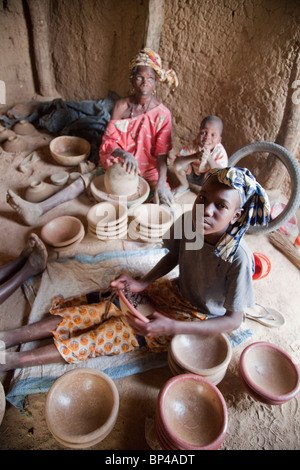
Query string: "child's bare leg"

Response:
xmin=0 ymin=233 xmax=36 ymax=283
xmin=0 ymin=315 xmax=62 ymax=348
xmin=0 ymin=344 xmax=65 ymax=371
xmin=0 ymin=234 xmax=48 ymax=304
xmin=172 ymin=161 xmax=190 ymax=192
xmin=6 ymin=177 xmax=85 ymax=226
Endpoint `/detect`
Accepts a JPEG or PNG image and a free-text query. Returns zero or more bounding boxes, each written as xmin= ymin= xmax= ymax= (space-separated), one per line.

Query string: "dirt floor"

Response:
xmin=0 ymin=121 xmax=299 ymax=451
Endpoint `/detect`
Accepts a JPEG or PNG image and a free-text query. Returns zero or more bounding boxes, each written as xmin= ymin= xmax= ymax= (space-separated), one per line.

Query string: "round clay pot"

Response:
xmin=2 ymin=135 xmax=27 ymax=153
xmin=104 ymin=163 xmax=139 ymax=196
xmin=12 ymin=120 xmax=35 ymax=135
xmin=0 ymin=127 xmax=15 ymax=144
xmin=25 ymin=181 xmax=59 ymax=202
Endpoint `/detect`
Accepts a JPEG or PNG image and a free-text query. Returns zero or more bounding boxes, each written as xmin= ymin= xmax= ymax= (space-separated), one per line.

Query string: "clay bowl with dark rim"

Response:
xmin=170 ymin=333 xmax=232 ymax=377
xmin=156 ymin=374 xmax=228 ymax=450
xmin=45 ymin=368 xmax=119 ymax=449
xmin=239 ymin=341 xmax=300 ymax=405
xmin=41 ymin=215 xmax=84 ymax=247
xmin=50 ymin=136 xmax=90 ymax=166
xmin=118 ymin=288 xmax=155 ymax=323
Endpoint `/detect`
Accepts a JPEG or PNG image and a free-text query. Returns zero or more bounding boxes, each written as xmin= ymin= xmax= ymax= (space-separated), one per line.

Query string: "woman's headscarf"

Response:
xmin=129 ymin=48 xmax=178 ymax=92
xmin=207 ymin=167 xmax=271 ymax=263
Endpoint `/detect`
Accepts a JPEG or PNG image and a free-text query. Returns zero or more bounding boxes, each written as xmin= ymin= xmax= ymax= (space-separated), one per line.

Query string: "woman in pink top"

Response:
xmin=6 ymin=49 xmax=178 ymax=226
xmin=99 ymin=48 xmax=178 ymax=206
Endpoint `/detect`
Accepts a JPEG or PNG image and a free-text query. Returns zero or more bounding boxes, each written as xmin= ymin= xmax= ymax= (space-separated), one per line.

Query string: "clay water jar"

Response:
xmin=12 ymin=120 xmax=35 ymax=135
xmin=0 ymin=126 xmax=15 ymax=143
xmin=45 ymin=368 xmax=119 ymax=449
xmin=25 ymin=180 xmax=59 ymax=203
xmin=156 ymin=374 xmax=228 ymax=450
xmin=50 ymin=136 xmax=91 ymax=166
xmin=104 ymin=163 xmax=139 ymax=196
xmin=239 ymin=341 xmax=300 ymax=404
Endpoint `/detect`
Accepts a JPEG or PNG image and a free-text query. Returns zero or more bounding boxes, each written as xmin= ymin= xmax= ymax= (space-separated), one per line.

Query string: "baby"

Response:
xmin=172 ymin=115 xmax=228 ymax=193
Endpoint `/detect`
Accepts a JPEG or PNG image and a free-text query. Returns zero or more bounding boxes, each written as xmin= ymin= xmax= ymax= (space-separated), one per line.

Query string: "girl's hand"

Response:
xmin=110 ymin=274 xmax=148 ymax=293
xmin=126 ymin=310 xmax=176 ymax=338
xmin=121 ymin=152 xmax=140 ymax=175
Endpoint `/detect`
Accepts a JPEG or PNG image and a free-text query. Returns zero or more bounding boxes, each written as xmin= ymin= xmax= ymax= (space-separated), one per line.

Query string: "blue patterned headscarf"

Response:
xmin=207 ymin=167 xmax=270 ymax=263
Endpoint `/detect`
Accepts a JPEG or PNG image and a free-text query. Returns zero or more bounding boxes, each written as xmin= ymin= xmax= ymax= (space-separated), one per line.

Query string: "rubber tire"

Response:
xmin=228 ymin=142 xmax=300 ymax=234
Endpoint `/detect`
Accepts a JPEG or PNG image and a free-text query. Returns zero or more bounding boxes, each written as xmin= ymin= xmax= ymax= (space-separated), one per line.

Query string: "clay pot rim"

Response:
xmin=45 ymin=368 xmax=119 ymax=446
xmin=90 ymin=174 xmax=150 ymax=207
xmin=239 ymin=341 xmax=300 ymax=402
xmin=157 ymin=373 xmax=228 ymax=450
xmin=238 ymin=372 xmax=287 ymax=405
xmin=170 ymin=333 xmax=232 ymax=376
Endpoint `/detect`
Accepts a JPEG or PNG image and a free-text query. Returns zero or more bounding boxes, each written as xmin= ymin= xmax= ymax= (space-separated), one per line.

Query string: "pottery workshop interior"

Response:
xmin=0 ymin=0 xmax=300 ymax=452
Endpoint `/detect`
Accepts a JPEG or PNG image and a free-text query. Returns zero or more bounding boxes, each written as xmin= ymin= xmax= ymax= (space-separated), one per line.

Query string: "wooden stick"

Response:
xmin=269 ymin=231 xmax=300 ymax=270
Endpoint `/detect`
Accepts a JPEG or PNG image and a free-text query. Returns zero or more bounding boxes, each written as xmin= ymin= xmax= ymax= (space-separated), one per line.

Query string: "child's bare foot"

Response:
xmin=25 ymin=234 xmax=48 ymax=276
xmin=6 ymin=190 xmax=43 ymax=226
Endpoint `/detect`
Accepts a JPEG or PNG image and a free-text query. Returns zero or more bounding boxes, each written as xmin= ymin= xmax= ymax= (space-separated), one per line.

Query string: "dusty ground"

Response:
xmin=0 ymin=122 xmax=299 ymax=451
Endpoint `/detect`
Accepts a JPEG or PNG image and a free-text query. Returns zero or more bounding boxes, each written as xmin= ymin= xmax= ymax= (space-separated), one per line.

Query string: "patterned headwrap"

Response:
xmin=129 ymin=48 xmax=178 ymax=92
xmin=207 ymin=167 xmax=270 ymax=263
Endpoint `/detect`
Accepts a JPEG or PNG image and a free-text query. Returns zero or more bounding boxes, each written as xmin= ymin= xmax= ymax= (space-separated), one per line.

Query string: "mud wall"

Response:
xmin=0 ymin=0 xmax=299 ymax=184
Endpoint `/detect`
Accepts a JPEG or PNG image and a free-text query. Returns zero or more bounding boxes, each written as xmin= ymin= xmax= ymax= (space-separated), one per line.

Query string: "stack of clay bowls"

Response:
xmin=155 ymin=374 xmax=228 ymax=450
xmin=90 ymin=163 xmax=150 ymax=208
xmin=168 ymin=333 xmax=232 ymax=385
xmin=239 ymin=341 xmax=300 ymax=405
xmin=40 ymin=215 xmax=85 ymax=252
xmin=128 ymin=203 xmax=173 ymax=242
xmin=45 ymin=368 xmax=119 ymax=449
xmin=87 ymin=201 xmax=128 ymax=240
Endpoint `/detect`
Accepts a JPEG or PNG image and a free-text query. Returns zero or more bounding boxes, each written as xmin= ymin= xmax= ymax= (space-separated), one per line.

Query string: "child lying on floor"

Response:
xmin=0 ymin=167 xmax=270 ymax=371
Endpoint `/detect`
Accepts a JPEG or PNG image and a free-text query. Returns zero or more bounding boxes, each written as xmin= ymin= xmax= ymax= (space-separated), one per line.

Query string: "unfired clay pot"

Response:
xmin=45 ymin=368 xmax=119 ymax=448
xmin=104 ymin=163 xmax=139 ymax=196
xmin=0 ymin=127 xmax=15 ymax=144
xmin=156 ymin=374 xmax=228 ymax=450
xmin=12 ymin=120 xmax=36 ymax=135
xmin=2 ymin=135 xmax=27 ymax=153
xmin=25 ymin=181 xmax=59 ymax=203
xmin=40 ymin=215 xmax=84 ymax=247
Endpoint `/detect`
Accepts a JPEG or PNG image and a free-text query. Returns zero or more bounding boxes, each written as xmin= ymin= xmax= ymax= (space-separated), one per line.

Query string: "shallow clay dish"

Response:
xmin=12 ymin=120 xmax=35 ymax=135
xmin=50 ymin=171 xmax=69 ymax=186
xmin=131 ymin=203 xmax=173 ymax=230
xmin=50 ymin=136 xmax=91 ymax=166
xmin=104 ymin=163 xmax=139 ymax=196
xmin=170 ymin=333 xmax=232 ymax=377
xmin=41 ymin=216 xmax=84 ymax=247
xmin=45 ymin=368 xmax=119 ymax=448
xmin=87 ymin=202 xmax=128 ymax=229
xmin=156 ymin=374 xmax=228 ymax=450
xmin=239 ymin=341 xmax=300 ymax=404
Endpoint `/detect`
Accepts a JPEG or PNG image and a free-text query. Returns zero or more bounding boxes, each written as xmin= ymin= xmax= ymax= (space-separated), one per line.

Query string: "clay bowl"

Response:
xmin=45 ymin=368 xmax=119 ymax=449
xmin=88 ymin=219 xmax=127 ymax=235
xmin=131 ymin=203 xmax=173 ymax=230
xmin=167 ymin=348 xmax=227 ymax=385
xmin=239 ymin=341 xmax=300 ymax=405
xmin=41 ymin=216 xmax=84 ymax=247
xmin=104 ymin=163 xmax=139 ymax=196
xmin=118 ymin=288 xmax=155 ymax=323
xmin=88 ymin=225 xmax=128 ymax=240
xmin=12 ymin=120 xmax=35 ymax=135
xmin=170 ymin=333 xmax=232 ymax=378
xmin=50 ymin=171 xmax=69 ymax=186
xmin=50 ymin=136 xmax=91 ymax=166
xmin=87 ymin=202 xmax=128 ymax=230
xmin=156 ymin=374 xmax=228 ymax=450
xmin=128 ymin=223 xmax=163 ymax=243
xmin=129 ymin=219 xmax=166 ymax=238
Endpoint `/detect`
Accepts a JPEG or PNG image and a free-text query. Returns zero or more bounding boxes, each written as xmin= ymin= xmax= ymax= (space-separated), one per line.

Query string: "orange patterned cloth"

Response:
xmin=51 ymin=279 xmax=206 ymax=363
